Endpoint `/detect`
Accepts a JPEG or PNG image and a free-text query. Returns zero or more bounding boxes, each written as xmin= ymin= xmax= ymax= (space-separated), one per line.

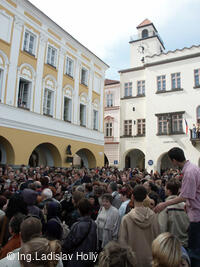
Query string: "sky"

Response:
xmin=29 ymin=0 xmax=200 ymax=80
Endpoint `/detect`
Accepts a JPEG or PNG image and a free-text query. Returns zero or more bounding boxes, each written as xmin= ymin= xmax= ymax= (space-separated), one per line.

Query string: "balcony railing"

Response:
xmin=130 ymin=31 xmax=164 ymax=47
xmin=190 ymin=129 xmax=200 ymax=146
xmin=104 ymin=136 xmax=119 ymax=143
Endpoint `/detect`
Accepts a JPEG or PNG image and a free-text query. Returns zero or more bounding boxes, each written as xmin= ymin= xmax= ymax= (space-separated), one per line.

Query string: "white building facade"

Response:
xmin=119 ymin=19 xmax=200 ymax=172
xmin=0 ymin=0 xmax=108 ymax=168
xmin=104 ymin=79 xmax=120 ymax=166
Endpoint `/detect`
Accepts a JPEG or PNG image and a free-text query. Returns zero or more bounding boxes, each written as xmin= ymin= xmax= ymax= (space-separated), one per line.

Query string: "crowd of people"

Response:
xmin=0 ymin=147 xmax=199 ymax=267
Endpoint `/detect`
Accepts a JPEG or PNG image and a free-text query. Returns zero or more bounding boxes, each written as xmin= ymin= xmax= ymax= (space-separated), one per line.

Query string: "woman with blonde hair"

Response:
xmin=98 ymin=241 xmax=137 ymax=267
xmin=152 ymin=232 xmax=181 ymax=267
xmin=19 ymin=237 xmax=62 ymax=267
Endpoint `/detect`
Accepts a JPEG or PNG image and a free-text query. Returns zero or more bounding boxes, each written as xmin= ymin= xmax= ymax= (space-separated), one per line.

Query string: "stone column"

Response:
xmin=55 ymin=47 xmax=65 ymax=119
xmin=99 ymin=73 xmax=105 ymax=132
xmin=73 ymin=58 xmax=80 ymax=125
xmin=6 ymin=15 xmax=23 ymax=106
xmin=34 ymin=33 xmax=48 ymax=113
xmin=87 ymin=69 xmax=94 ymax=129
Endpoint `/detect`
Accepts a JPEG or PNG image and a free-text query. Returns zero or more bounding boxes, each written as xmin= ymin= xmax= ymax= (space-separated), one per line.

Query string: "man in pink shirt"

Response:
xmin=155 ymin=147 xmax=200 ymax=267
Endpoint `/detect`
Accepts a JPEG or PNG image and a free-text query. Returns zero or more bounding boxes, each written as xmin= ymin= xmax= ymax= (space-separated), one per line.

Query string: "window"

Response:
xmin=66 ymin=57 xmax=74 ymax=77
xmin=158 ymin=115 xmax=168 ymax=134
xmin=47 ymin=45 xmax=57 ymax=67
xmin=43 ymin=89 xmax=53 ymax=116
xmin=194 ymin=69 xmax=200 ymax=87
xmin=197 ymin=106 xmax=200 ymax=123
xmin=94 ymin=76 xmax=101 ymax=93
xmin=137 ymin=80 xmax=145 ymax=95
xmin=157 ymin=113 xmax=183 ymax=135
xmin=105 ymin=122 xmax=112 ymax=137
xmin=81 ymin=67 xmax=88 ymax=86
xmin=157 ymin=75 xmax=166 ymax=91
xmin=63 ymin=97 xmax=72 ymax=122
xmin=18 ymin=79 xmax=30 ymax=109
xmin=23 ymin=30 xmax=36 ymax=55
xmin=124 ymin=82 xmax=132 ymax=97
xmin=171 ymin=73 xmax=181 ymax=89
xmin=106 ymin=93 xmax=113 ymax=107
xmin=93 ymin=110 xmax=98 ymax=130
xmin=172 ymin=114 xmax=183 ymax=133
xmin=80 ymin=104 xmax=86 ymax=126
xmin=137 ymin=119 xmax=145 ymax=135
xmin=124 ymin=120 xmax=132 ymax=136
xmin=142 ymin=29 xmax=148 ymax=38
xmin=0 ymin=10 xmax=12 ymax=43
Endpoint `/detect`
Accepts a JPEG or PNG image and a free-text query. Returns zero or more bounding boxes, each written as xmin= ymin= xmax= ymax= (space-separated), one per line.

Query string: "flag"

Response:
xmin=185 ymin=119 xmax=188 ymax=135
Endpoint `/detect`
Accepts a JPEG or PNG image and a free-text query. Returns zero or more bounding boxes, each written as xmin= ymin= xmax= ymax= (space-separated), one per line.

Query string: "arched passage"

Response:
xmin=0 ymin=136 xmax=15 ymax=165
xmin=125 ymin=149 xmax=145 ymax=170
xmin=157 ymin=152 xmax=175 ymax=174
xmin=28 ymin=143 xmax=62 ymax=167
xmin=104 ymin=154 xmax=109 ymax=166
xmin=74 ymin=148 xmax=96 ymax=168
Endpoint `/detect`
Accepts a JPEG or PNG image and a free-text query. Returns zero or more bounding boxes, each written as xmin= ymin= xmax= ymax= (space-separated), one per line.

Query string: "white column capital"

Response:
xmin=39 ymin=33 xmax=48 ymax=44
xmin=14 ymin=15 xmax=24 ymax=29
xmin=59 ymin=47 xmax=67 ymax=56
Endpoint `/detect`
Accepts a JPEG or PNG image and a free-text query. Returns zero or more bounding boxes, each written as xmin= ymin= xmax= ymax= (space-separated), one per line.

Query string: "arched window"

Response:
xmin=43 ymin=75 xmax=57 ymax=117
xmin=92 ymin=99 xmax=100 ymax=131
xmin=142 ymin=29 xmax=148 ymax=38
xmin=104 ymin=116 xmax=114 ymax=137
xmin=17 ymin=63 xmax=36 ymax=110
xmin=197 ymin=106 xmax=200 ymax=123
xmin=63 ymin=85 xmax=73 ymax=123
xmin=79 ymin=93 xmax=88 ymax=127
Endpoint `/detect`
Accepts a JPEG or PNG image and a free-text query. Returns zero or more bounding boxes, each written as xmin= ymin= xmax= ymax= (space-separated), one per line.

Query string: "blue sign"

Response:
xmin=148 ymin=160 xmax=154 ymax=166
xmin=114 ymin=160 xmax=118 ymax=165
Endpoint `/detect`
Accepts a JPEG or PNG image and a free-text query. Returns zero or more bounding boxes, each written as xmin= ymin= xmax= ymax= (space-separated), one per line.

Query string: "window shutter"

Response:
xmin=24 ymin=31 xmax=29 ymax=51
xmin=68 ymin=99 xmax=72 ymax=121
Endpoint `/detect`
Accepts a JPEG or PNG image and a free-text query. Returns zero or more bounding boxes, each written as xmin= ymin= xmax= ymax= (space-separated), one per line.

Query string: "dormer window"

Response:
xmin=142 ymin=29 xmax=148 ymax=38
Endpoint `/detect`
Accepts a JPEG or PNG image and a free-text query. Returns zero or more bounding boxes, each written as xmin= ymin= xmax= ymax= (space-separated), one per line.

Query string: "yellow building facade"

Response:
xmin=0 ymin=0 xmax=109 ymax=168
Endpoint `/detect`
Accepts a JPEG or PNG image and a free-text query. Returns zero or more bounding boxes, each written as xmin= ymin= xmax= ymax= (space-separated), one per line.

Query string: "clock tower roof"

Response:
xmin=137 ymin=19 xmax=158 ymax=32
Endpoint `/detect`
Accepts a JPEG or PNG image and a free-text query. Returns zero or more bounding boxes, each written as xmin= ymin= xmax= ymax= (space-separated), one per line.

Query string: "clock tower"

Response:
xmin=130 ymin=19 xmax=165 ymax=68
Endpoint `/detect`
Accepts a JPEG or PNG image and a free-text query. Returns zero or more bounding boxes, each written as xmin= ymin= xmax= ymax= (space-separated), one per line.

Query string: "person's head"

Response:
xmin=77 ymin=198 xmax=92 ymax=216
xmin=152 ymin=232 xmax=181 ymax=267
xmin=99 ymin=241 xmax=137 ymax=267
xmin=40 ymin=176 xmax=49 ymax=187
xmin=120 ymin=186 xmax=132 ymax=202
xmin=75 ymin=185 xmax=84 ymax=193
xmin=108 ymin=182 xmax=117 ymax=193
xmin=74 ymin=172 xmax=81 ymax=181
xmin=132 ymin=185 xmax=147 ymax=203
xmin=143 ymin=181 xmax=151 ymax=193
xmin=20 ymin=216 xmax=42 ymax=243
xmin=19 ymin=237 xmax=61 ymax=267
xmin=102 ymin=193 xmax=113 ymax=210
xmin=85 ymin=183 xmax=93 ymax=193
xmin=121 ymin=174 xmax=128 ymax=183
xmin=0 ymin=195 xmax=7 ymax=210
xmin=9 ymin=213 xmax=26 ymax=236
xmin=148 ymin=191 xmax=159 ymax=208
xmin=45 ymin=201 xmax=61 ymax=220
xmin=8 ymin=171 xmax=15 ymax=180
xmin=42 ymin=188 xmax=53 ymax=200
xmin=168 ymin=147 xmax=186 ymax=166
xmin=72 ymin=191 xmax=84 ymax=207
xmin=165 ymin=178 xmax=181 ymax=196
xmin=6 ymin=193 xmax=28 ymax=219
